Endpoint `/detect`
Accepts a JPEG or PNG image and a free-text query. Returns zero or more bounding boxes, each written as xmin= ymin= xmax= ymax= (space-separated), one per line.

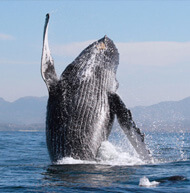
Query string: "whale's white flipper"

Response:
xmin=41 ymin=14 xmax=58 ymax=91
xmin=109 ymin=93 xmax=152 ymax=162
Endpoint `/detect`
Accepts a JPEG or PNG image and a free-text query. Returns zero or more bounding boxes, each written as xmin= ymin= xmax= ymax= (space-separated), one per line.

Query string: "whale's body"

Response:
xmin=41 ymin=14 xmax=151 ymax=163
xmin=45 ymin=36 xmax=118 ymax=162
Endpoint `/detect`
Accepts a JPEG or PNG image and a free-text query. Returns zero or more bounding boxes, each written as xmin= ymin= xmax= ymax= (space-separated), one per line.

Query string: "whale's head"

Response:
xmin=61 ymin=35 xmax=119 ymax=91
xmin=95 ymin=35 xmax=119 ymax=66
xmin=41 ymin=13 xmax=119 ymax=93
xmin=74 ymin=35 xmax=119 ymax=73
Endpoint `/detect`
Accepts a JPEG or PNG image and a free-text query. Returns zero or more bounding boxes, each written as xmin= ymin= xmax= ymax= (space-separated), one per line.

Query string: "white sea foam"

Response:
xmin=139 ymin=176 xmax=160 ymax=187
xmin=97 ymin=141 xmax=144 ymax=166
xmin=56 ymin=141 xmax=145 ymax=166
xmin=56 ymin=157 xmax=97 ymax=165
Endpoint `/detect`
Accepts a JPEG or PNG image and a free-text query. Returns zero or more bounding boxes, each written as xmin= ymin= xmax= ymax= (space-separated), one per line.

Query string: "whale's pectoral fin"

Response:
xmin=41 ymin=14 xmax=58 ymax=91
xmin=109 ymin=93 xmax=151 ymax=161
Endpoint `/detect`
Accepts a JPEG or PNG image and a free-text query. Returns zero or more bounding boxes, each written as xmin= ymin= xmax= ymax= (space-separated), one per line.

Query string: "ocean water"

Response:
xmin=0 ymin=128 xmax=189 ymax=193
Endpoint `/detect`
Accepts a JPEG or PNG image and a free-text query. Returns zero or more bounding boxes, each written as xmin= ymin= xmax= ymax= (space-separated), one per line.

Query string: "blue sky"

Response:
xmin=0 ymin=1 xmax=190 ymax=107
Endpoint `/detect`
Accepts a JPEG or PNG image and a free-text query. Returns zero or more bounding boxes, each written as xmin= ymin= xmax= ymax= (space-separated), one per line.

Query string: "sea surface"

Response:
xmin=0 ymin=127 xmax=189 ymax=193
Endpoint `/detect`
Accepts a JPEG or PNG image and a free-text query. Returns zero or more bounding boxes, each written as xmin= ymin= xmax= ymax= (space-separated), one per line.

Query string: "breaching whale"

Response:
xmin=41 ymin=14 xmax=151 ymax=163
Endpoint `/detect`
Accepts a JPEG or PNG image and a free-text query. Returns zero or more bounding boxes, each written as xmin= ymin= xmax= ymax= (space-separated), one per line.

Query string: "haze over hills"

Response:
xmin=132 ymin=97 xmax=190 ymax=132
xmin=0 ymin=96 xmax=47 ymax=131
xmin=0 ymin=96 xmax=189 ymax=132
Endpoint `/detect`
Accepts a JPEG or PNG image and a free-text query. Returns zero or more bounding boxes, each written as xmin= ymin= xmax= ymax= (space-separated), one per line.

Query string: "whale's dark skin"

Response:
xmin=41 ymin=14 xmax=151 ymax=163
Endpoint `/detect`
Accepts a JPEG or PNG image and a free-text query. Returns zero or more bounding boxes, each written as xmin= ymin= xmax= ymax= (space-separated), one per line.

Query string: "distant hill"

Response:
xmin=131 ymin=97 xmax=190 ymax=132
xmin=0 ymin=96 xmax=47 ymax=130
xmin=0 ymin=96 xmax=189 ymax=132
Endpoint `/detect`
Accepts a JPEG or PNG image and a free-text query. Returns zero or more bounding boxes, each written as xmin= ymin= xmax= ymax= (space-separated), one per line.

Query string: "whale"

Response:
xmin=41 ymin=14 xmax=151 ymax=163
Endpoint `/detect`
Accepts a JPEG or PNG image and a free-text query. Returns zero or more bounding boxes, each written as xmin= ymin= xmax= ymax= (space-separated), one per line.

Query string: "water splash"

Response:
xmin=177 ymin=130 xmax=188 ymax=161
xmin=56 ymin=121 xmax=154 ymax=166
xmin=139 ymin=176 xmax=160 ymax=187
xmin=144 ymin=130 xmax=189 ymax=163
xmin=56 ymin=157 xmax=96 ymax=165
xmin=97 ymin=141 xmax=144 ymax=166
xmin=56 ymin=141 xmax=145 ymax=166
xmin=56 ymin=122 xmax=189 ymax=166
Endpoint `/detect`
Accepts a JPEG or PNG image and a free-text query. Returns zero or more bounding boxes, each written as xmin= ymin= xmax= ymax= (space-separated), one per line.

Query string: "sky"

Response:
xmin=0 ymin=0 xmax=190 ymax=107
